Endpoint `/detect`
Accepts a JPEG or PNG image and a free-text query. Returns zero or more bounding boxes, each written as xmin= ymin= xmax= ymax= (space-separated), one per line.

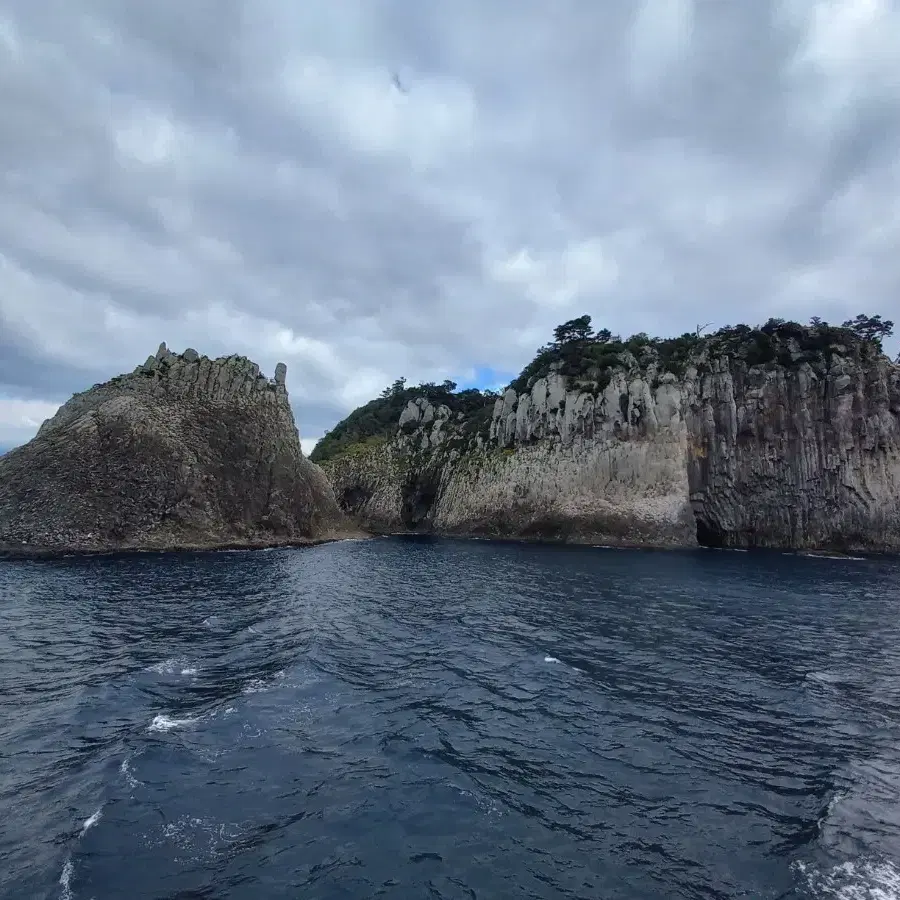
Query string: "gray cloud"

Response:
xmin=1 ymin=0 xmax=899 ymax=450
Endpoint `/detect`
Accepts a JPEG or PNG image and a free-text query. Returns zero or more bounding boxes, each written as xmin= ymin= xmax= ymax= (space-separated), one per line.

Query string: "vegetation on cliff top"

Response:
xmin=309 ymin=379 xmax=497 ymax=464
xmin=507 ymin=313 xmax=895 ymax=394
xmin=311 ymin=313 xmax=894 ymax=464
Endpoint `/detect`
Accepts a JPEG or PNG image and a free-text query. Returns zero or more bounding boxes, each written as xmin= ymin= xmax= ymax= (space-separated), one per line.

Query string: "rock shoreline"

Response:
xmin=0 ymin=529 xmax=371 ymax=560
xmin=354 ymin=524 xmax=884 ymax=556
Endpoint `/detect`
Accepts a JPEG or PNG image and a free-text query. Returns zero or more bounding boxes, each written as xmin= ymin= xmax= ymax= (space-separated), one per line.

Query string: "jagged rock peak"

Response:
xmin=0 ymin=344 xmax=353 ymax=554
xmin=35 ymin=345 xmax=293 ymax=441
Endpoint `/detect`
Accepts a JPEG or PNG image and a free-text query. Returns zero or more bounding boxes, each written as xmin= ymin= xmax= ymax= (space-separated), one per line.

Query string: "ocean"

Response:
xmin=1 ymin=536 xmax=899 ymax=899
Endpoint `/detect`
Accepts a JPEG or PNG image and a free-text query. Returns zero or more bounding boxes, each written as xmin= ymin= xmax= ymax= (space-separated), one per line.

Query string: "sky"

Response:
xmin=2 ymin=0 xmax=900 ymax=455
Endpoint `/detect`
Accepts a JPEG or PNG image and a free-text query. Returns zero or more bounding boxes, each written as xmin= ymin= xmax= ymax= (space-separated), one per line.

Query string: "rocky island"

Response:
xmin=313 ymin=315 xmax=900 ymax=553
xmin=0 ymin=344 xmax=355 ymax=555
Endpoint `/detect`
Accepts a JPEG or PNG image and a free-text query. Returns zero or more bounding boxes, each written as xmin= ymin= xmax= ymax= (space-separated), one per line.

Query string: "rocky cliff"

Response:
xmin=317 ymin=321 xmax=900 ymax=552
xmin=0 ymin=343 xmax=354 ymax=554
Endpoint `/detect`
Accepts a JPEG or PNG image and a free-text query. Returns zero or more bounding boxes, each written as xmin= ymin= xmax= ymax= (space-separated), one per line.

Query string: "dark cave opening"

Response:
xmin=695 ymin=517 xmax=727 ymax=549
xmin=339 ymin=486 xmax=371 ymax=515
xmin=400 ymin=476 xmax=440 ymax=530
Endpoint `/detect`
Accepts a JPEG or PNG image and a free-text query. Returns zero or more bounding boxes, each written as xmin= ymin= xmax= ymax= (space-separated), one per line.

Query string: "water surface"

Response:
xmin=2 ymin=537 xmax=899 ymax=899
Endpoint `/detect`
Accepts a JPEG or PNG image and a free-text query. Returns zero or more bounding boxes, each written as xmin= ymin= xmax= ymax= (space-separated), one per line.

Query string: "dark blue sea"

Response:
xmin=2 ymin=538 xmax=900 ymax=899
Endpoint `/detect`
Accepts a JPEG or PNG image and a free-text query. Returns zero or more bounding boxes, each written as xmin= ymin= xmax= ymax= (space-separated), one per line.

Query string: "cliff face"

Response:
xmin=687 ymin=353 xmax=900 ymax=549
xmin=0 ymin=343 xmax=352 ymax=554
xmin=320 ymin=341 xmax=900 ymax=552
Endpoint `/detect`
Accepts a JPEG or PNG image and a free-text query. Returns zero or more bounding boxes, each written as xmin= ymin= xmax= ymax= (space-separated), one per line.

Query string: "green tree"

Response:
xmin=553 ymin=315 xmax=594 ymax=345
xmin=761 ymin=317 xmax=786 ymax=334
xmin=380 ymin=377 xmax=408 ymax=399
xmin=841 ymin=314 xmax=894 ymax=346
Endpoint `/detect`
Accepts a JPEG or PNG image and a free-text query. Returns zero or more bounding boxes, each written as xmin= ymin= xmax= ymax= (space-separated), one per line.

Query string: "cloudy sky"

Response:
xmin=2 ymin=0 xmax=899 ymax=454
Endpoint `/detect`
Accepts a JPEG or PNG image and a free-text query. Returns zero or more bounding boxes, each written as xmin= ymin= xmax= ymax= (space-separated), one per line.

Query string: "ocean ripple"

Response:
xmin=1 ymin=538 xmax=899 ymax=899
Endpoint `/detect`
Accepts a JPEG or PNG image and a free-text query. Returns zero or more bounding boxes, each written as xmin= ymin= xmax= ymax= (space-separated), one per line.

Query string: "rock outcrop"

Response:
xmin=318 ymin=331 xmax=900 ymax=552
xmin=0 ymin=344 xmax=354 ymax=554
xmin=686 ymin=352 xmax=900 ymax=549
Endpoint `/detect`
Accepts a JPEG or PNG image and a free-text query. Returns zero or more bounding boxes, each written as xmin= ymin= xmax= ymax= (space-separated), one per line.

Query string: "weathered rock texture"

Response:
xmin=0 ymin=344 xmax=353 ymax=554
xmin=686 ymin=353 xmax=900 ymax=550
xmin=321 ymin=344 xmax=900 ymax=552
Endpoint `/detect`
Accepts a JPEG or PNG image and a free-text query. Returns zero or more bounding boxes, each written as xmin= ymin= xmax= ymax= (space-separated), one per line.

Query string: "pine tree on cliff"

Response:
xmin=841 ymin=314 xmax=894 ymax=349
xmin=553 ymin=315 xmax=594 ymax=345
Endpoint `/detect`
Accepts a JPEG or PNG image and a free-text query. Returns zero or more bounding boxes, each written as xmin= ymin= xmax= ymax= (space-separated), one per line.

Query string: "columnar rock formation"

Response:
xmin=318 ymin=331 xmax=900 ymax=552
xmin=686 ymin=353 xmax=900 ymax=549
xmin=0 ymin=343 xmax=352 ymax=554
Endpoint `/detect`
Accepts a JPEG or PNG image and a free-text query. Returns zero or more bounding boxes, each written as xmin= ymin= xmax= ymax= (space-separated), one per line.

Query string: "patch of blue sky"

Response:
xmin=455 ymin=366 xmax=513 ymax=393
